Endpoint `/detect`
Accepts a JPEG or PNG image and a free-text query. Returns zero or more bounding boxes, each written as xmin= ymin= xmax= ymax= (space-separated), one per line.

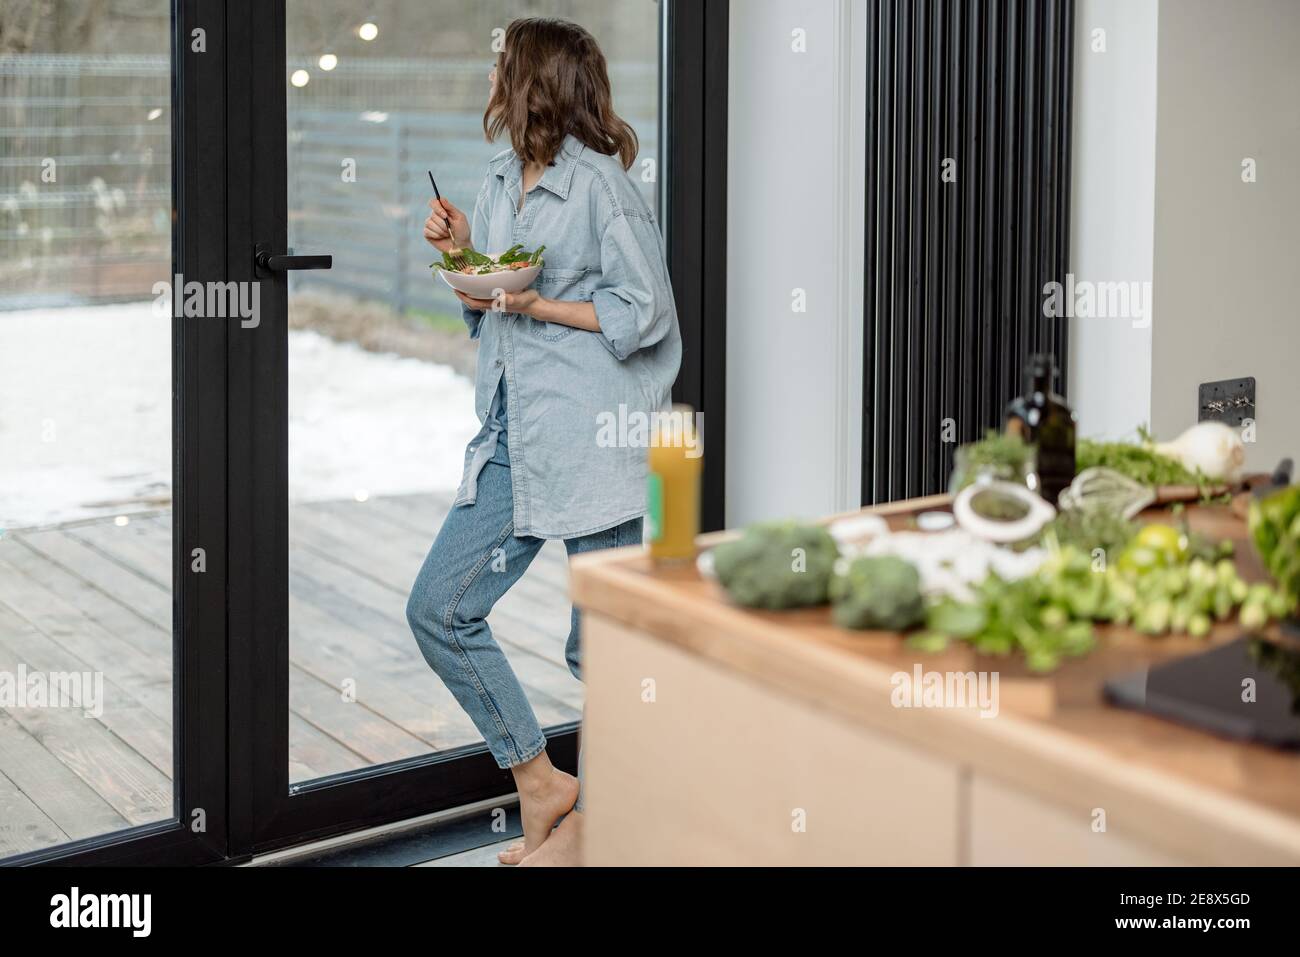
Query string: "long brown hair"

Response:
xmin=484 ymin=18 xmax=638 ymax=171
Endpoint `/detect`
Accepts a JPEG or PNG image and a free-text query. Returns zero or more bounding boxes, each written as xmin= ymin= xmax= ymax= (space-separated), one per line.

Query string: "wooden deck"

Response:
xmin=0 ymin=492 xmax=579 ymax=860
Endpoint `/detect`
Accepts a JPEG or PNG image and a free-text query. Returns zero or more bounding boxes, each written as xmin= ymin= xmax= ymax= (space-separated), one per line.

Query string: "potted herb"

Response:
xmin=950 ymin=430 xmax=1038 ymax=492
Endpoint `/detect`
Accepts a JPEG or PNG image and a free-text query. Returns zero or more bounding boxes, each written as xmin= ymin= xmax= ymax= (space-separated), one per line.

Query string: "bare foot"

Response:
xmin=508 ymin=755 xmax=579 ymax=862
xmin=519 ymin=809 xmax=582 ymax=867
xmin=496 ymin=840 xmax=526 ymax=866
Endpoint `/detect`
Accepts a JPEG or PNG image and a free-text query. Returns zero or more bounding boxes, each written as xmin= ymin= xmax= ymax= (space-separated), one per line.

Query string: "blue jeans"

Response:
xmin=405 ymin=399 xmax=642 ymax=801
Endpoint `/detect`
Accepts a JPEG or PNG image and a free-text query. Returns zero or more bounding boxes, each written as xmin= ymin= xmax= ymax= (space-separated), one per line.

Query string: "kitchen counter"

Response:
xmin=570 ymin=496 xmax=1300 ymax=866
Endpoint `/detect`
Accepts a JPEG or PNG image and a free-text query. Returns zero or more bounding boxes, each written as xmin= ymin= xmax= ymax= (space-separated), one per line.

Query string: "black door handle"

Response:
xmin=254 ymin=242 xmax=332 ymax=274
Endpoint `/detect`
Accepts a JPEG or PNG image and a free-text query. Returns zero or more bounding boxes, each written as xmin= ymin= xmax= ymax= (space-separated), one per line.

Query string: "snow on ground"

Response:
xmin=286 ymin=327 xmax=477 ymax=505
xmin=0 ymin=302 xmax=478 ymax=530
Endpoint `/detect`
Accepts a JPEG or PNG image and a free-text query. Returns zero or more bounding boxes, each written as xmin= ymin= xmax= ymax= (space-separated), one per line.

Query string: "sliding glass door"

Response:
xmin=0 ymin=0 xmax=227 ymax=865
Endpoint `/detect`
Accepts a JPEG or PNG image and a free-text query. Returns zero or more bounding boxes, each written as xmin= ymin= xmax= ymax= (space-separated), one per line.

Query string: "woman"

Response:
xmin=406 ymin=17 xmax=680 ymax=867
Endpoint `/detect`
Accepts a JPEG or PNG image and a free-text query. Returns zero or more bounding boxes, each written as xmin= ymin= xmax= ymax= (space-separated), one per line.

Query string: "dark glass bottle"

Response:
xmin=1005 ymin=354 xmax=1076 ymax=505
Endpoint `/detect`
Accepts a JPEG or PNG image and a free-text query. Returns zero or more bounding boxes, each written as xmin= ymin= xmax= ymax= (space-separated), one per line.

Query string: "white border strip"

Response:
xmin=832 ymin=0 xmax=867 ymax=510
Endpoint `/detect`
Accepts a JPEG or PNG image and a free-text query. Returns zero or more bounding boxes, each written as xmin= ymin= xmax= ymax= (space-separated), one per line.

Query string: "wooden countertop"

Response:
xmin=570 ymin=496 xmax=1300 ymax=865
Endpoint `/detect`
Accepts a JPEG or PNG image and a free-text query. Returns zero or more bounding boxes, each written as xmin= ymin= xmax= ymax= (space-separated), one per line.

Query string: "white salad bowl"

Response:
xmin=436 ymin=255 xmax=542 ymax=299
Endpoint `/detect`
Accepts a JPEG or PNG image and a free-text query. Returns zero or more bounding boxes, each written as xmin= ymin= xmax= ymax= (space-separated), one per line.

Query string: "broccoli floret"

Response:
xmin=712 ymin=521 xmax=839 ymax=610
xmin=829 ymin=555 xmax=924 ymax=630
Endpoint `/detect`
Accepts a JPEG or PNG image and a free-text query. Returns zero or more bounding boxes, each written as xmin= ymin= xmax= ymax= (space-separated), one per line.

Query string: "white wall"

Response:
xmin=1068 ymin=0 xmax=1159 ymax=441
xmin=1149 ymin=0 xmax=1300 ymax=469
xmin=1070 ymin=0 xmax=1300 ymax=469
xmin=725 ymin=0 xmax=864 ymax=527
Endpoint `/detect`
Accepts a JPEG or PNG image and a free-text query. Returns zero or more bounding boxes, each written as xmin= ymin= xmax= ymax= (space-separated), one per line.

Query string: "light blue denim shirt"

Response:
xmin=452 ymin=133 xmax=682 ymax=539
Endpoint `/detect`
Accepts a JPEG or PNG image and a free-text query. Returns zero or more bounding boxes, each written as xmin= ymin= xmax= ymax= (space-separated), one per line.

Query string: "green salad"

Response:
xmin=431 ymin=243 xmax=545 ymax=276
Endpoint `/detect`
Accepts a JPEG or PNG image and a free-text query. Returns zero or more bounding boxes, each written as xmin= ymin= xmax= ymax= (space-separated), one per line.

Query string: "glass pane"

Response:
xmin=0 ymin=2 xmax=172 ymax=858
xmin=284 ymin=2 xmax=661 ymax=784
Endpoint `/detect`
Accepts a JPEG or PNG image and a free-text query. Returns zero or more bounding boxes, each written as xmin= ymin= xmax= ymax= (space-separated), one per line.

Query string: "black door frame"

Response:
xmin=10 ymin=0 xmax=231 ymax=867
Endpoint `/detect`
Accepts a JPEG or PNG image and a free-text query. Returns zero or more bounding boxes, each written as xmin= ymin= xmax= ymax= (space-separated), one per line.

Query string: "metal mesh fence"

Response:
xmin=1 ymin=53 xmax=657 ymax=315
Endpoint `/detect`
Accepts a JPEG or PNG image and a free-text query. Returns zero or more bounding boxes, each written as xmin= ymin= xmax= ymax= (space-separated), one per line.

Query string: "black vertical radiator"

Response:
xmin=863 ymin=0 xmax=1075 ymax=503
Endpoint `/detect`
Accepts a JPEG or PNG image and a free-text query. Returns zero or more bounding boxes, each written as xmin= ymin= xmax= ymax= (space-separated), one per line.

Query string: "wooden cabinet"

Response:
xmin=584 ymin=615 xmax=961 ymax=866
xmin=967 ymin=775 xmax=1187 ymax=867
xmin=582 ymin=614 xmax=1196 ymax=866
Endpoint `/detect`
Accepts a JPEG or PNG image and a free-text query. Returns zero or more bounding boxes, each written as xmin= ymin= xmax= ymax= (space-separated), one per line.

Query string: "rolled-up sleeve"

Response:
xmin=591 ymin=210 xmax=675 ymax=361
xmin=461 ymin=304 xmax=485 ymax=339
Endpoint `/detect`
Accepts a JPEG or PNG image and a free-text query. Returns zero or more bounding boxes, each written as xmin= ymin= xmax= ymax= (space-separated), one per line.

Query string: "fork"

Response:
xmin=428 ymin=170 xmax=471 ymax=270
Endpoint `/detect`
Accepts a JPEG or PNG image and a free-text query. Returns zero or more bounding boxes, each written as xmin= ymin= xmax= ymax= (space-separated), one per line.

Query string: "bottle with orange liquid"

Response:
xmin=647 ymin=404 xmax=703 ymax=563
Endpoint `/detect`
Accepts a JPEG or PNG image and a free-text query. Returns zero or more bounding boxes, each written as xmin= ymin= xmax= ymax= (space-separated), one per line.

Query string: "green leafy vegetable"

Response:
xmin=924 ymin=600 xmax=988 ymax=637
xmin=918 ymin=541 xmax=1284 ymax=672
xmin=1249 ymin=484 xmax=1300 ymax=615
xmin=1039 ymin=506 xmax=1138 ymax=565
xmin=921 ymin=553 xmax=1098 ymax=672
xmin=829 ymin=556 xmax=925 ymax=630
xmin=1076 ymin=436 xmax=1202 ymax=488
xmin=712 ymin=521 xmax=840 ymax=610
